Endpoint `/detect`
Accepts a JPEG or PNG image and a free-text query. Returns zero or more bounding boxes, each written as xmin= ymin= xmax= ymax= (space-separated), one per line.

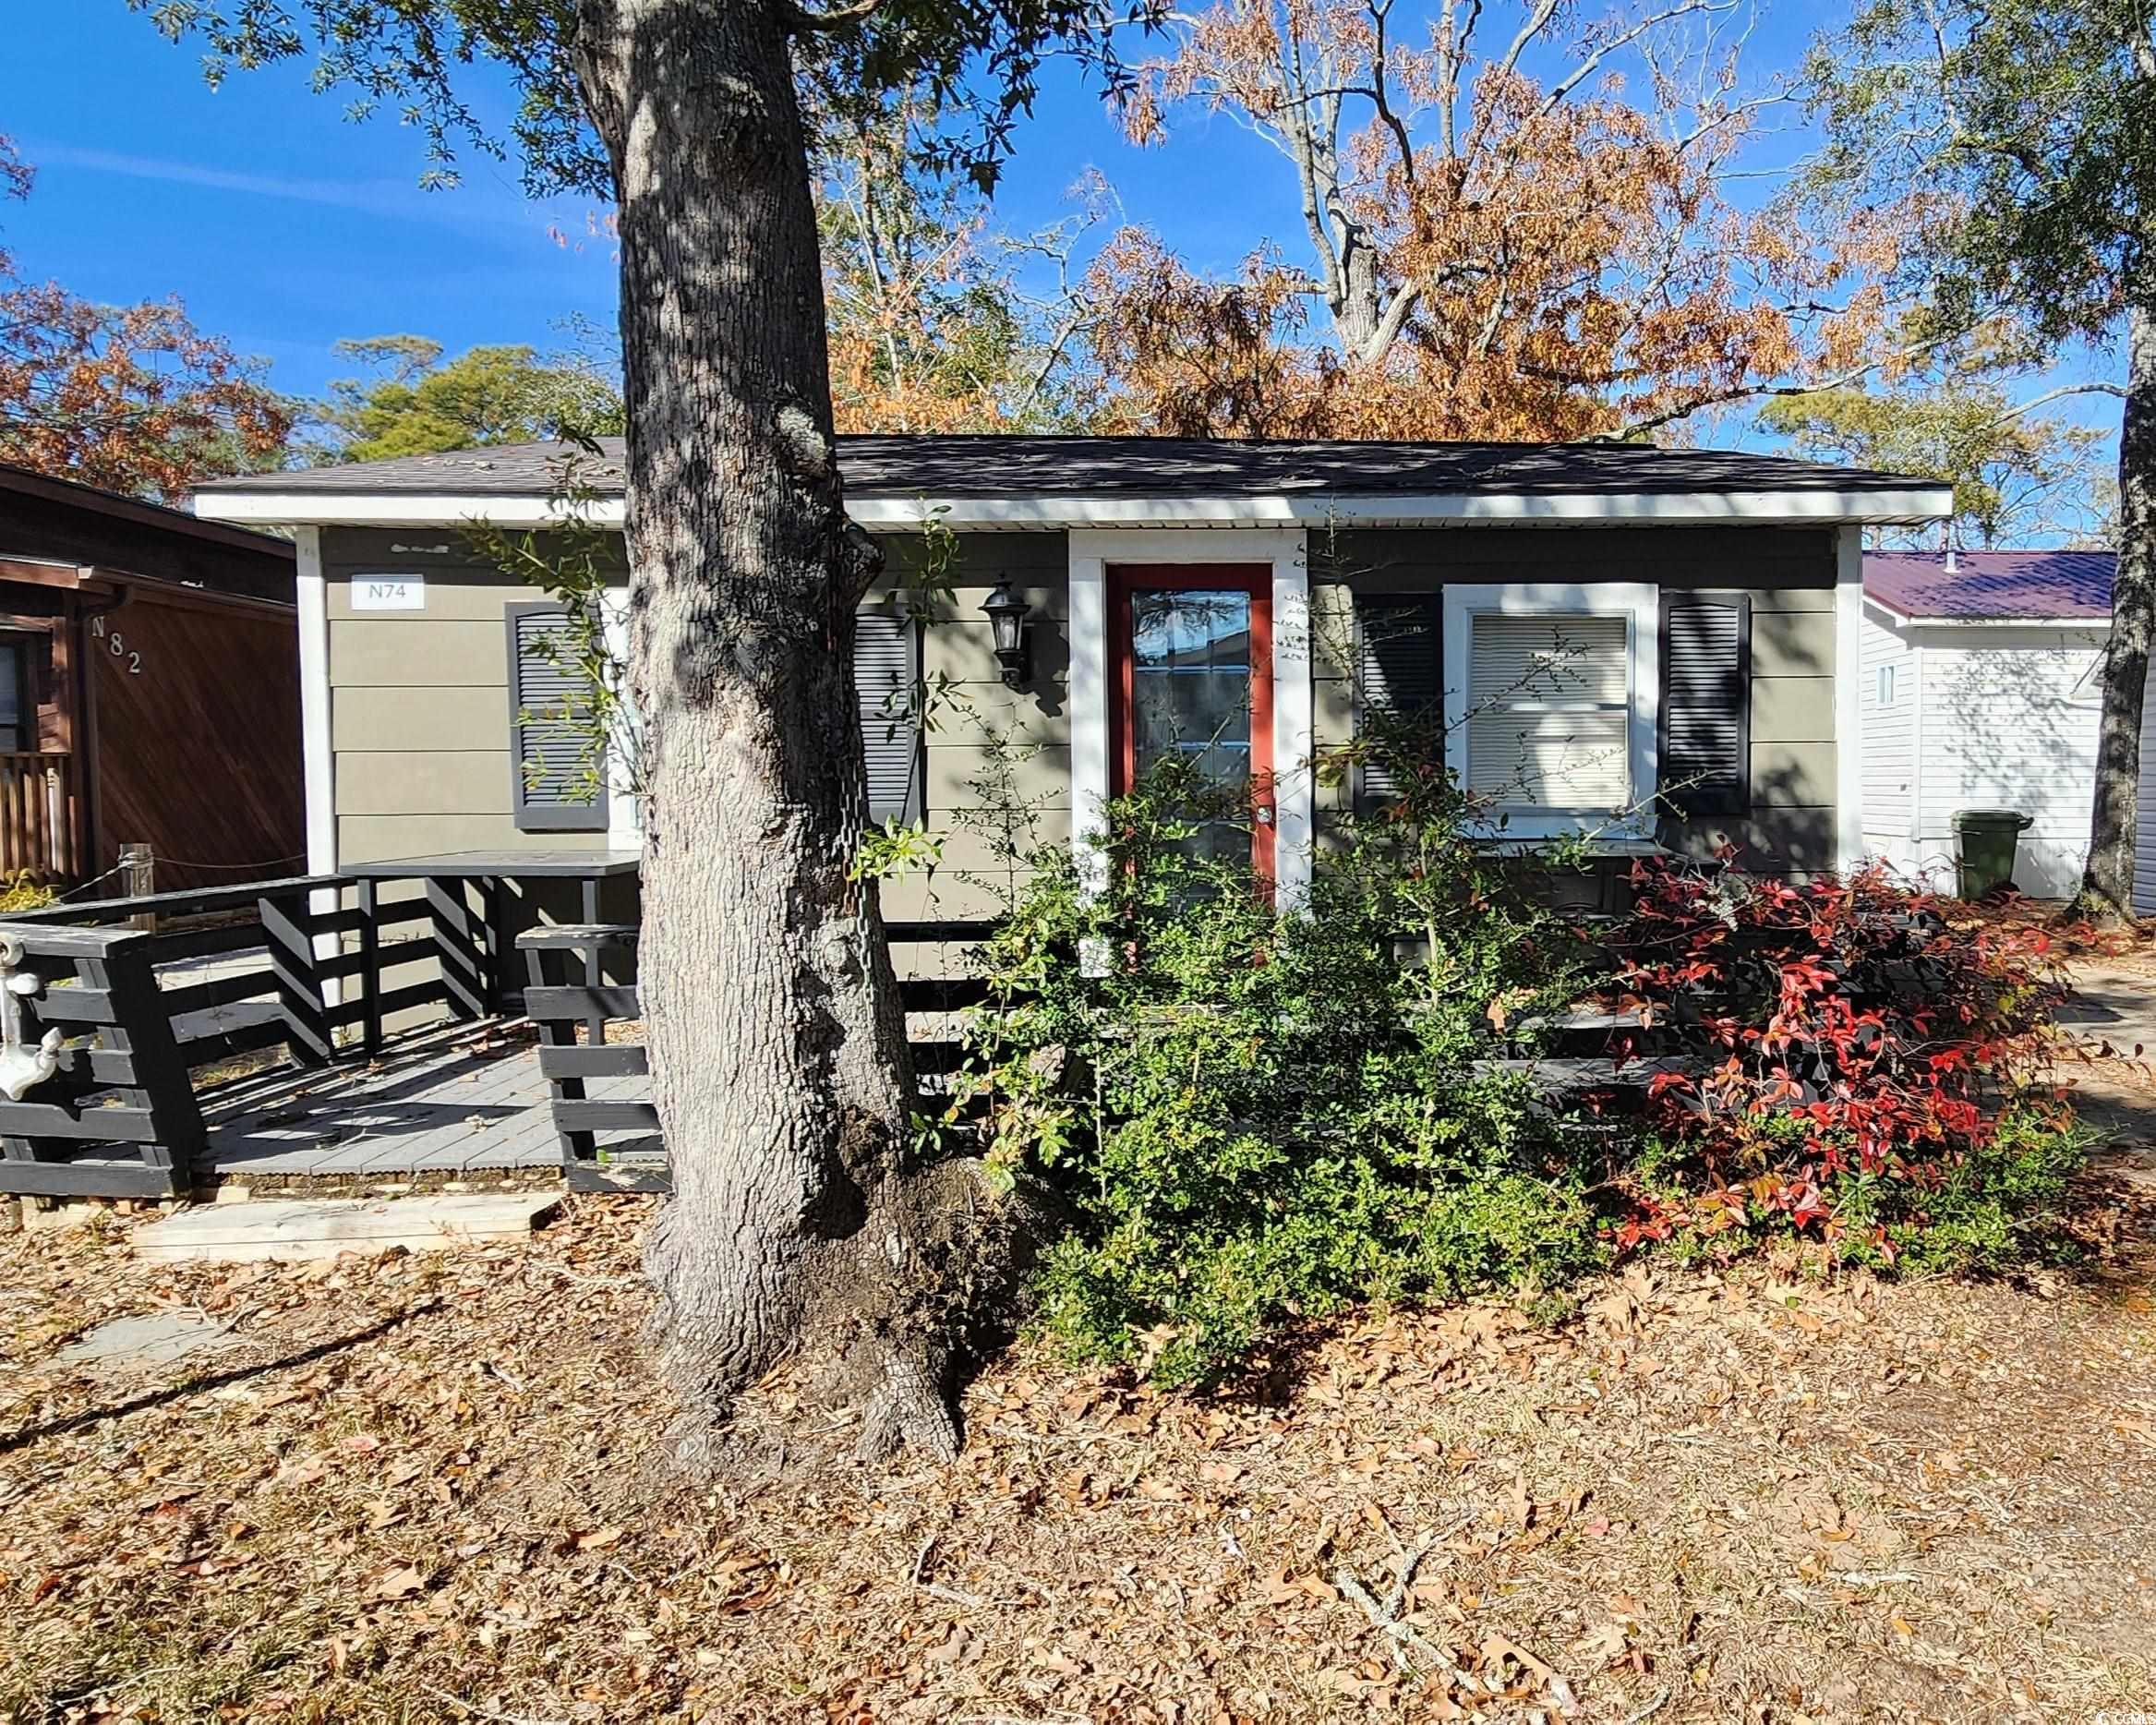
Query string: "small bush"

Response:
xmin=950 ymin=754 xmax=1606 ymax=1388
xmin=1604 ymin=859 xmax=2086 ymax=1268
xmin=0 ymin=872 xmax=54 ymax=914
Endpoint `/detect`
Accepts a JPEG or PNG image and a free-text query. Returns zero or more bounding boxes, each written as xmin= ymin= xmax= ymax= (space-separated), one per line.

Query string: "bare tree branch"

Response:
xmin=784 ymin=0 xmax=889 ymax=32
xmin=1602 ymin=330 xmax=1961 ymax=439
xmin=1997 ymin=380 xmax=2126 ymax=422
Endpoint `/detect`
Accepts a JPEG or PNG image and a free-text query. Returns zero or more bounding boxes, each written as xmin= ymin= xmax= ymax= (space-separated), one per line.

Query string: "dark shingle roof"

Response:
xmin=196 ymin=435 xmax=1939 ymax=500
xmin=1864 ymin=549 xmax=2115 ymax=621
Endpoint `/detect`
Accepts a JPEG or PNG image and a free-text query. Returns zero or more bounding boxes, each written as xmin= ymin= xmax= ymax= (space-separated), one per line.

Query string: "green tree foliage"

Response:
xmin=1805 ymin=0 xmax=2155 ymax=918
xmin=1759 ymin=365 xmax=2108 ymax=549
xmin=311 ymin=334 xmax=623 ymax=463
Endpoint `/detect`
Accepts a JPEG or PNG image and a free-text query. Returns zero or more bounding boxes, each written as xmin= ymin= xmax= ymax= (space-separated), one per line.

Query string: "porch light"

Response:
xmin=982 ymin=580 xmax=1031 ymax=687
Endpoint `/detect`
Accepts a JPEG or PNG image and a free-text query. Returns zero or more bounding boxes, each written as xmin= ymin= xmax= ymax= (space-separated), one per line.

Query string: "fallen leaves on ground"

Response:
xmin=0 ymin=1182 xmax=2152 ymax=1724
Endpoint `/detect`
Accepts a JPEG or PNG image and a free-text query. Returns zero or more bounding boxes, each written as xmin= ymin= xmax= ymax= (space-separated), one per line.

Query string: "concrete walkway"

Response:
xmin=2055 ymin=959 xmax=2156 ymax=1192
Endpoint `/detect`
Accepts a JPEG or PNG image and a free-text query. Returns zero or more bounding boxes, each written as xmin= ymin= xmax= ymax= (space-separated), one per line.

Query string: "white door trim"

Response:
xmin=1066 ymin=528 xmax=1313 ymax=909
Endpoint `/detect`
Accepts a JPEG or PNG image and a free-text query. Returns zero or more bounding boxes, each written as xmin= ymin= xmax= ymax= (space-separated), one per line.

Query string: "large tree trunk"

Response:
xmin=2073 ymin=300 xmax=2156 ymax=923
xmin=572 ymin=0 xmax=980 ymax=1464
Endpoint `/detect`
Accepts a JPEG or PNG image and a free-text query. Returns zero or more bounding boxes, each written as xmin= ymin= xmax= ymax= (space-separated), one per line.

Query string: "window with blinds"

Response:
xmin=506 ymin=602 xmax=608 ymax=833
xmin=1464 ymin=613 xmax=1631 ymax=810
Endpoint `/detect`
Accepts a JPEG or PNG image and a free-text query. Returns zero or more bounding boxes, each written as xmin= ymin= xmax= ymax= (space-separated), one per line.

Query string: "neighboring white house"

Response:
xmin=1861 ymin=549 xmax=2116 ymax=900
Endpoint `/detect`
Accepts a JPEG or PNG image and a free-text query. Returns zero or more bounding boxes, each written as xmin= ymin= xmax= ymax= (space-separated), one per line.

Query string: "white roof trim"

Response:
xmin=193 ymin=485 xmax=1954 ymax=533
xmin=1865 ymin=594 xmax=2108 ymax=629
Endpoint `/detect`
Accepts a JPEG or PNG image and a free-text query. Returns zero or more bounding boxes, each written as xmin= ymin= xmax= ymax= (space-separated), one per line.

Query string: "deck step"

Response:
xmin=132 ymin=1191 xmax=560 ymax=1262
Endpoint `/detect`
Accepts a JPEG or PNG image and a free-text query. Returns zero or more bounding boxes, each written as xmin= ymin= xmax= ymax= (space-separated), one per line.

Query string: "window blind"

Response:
xmin=1464 ymin=613 xmax=1630 ymax=810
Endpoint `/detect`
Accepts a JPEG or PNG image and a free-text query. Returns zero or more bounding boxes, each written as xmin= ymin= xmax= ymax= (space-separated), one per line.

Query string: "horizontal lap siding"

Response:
xmin=1914 ymin=627 xmax=2103 ymax=898
xmin=321 ymin=526 xmax=1070 ymax=923
xmin=326 ymin=523 xmax=1843 ymax=895
xmin=880 ymin=532 xmax=1071 ymax=923
xmin=1860 ymin=606 xmax=1913 ymax=851
xmin=323 ymin=530 xmax=594 ymax=865
xmin=1310 ymin=527 xmax=1838 ymax=870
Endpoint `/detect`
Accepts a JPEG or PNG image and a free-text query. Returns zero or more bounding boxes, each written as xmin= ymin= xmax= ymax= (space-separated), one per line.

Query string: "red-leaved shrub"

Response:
xmin=1599 ymin=858 xmax=2079 ymax=1267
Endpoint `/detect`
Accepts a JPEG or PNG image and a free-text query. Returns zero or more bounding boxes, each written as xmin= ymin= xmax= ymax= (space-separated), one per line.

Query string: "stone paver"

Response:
xmin=55 ymin=1311 xmax=236 ymax=1374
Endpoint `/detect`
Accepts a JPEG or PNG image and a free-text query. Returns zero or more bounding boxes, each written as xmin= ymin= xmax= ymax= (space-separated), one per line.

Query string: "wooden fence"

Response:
xmin=521 ymin=921 xmax=995 ymax=1193
xmin=0 ymin=872 xmax=476 ymax=1198
xmin=0 ymin=752 xmax=73 ymax=884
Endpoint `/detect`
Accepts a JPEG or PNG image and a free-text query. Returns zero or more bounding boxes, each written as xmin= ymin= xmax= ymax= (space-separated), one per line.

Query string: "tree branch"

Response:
xmin=1538 ymin=0 xmax=1738 ymax=117
xmin=1997 ymin=381 xmax=2126 ymax=422
xmin=1601 ymin=330 xmax=1962 ymax=439
xmin=784 ymin=0 xmax=888 ymax=32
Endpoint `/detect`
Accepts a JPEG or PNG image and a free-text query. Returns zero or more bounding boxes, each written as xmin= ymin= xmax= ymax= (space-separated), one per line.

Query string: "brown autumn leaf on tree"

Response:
xmin=1087 ymin=0 xmax=1904 ymax=440
xmin=0 ymin=133 xmax=293 ymax=501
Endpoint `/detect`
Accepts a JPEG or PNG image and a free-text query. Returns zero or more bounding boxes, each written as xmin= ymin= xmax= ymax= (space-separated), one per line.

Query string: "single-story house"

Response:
xmin=1859 ymin=549 xmax=2130 ymax=902
xmin=0 ymin=462 xmax=304 ymax=890
xmin=189 ymin=437 xmax=1950 ymax=929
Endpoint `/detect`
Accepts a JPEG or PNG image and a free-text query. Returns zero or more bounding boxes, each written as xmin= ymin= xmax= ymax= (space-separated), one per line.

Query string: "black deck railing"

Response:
xmin=0 ymin=872 xmax=502 ymax=1198
xmin=520 ymin=920 xmax=997 ymax=1194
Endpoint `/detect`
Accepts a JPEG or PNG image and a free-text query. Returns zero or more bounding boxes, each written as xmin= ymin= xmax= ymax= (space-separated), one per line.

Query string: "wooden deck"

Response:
xmin=199 ymin=1021 xmax=611 ymax=1180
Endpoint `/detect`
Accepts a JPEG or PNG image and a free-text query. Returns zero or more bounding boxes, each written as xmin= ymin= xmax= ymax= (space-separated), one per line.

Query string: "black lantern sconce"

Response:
xmin=982 ymin=579 xmax=1032 ymax=688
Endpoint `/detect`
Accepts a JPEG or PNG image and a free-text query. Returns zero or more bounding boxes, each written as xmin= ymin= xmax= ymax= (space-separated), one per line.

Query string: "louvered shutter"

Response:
xmin=855 ymin=606 xmax=921 ymax=825
xmin=1658 ymin=594 xmax=1751 ymax=816
xmin=1465 ymin=614 xmax=1631 ymax=809
xmin=507 ymin=602 xmax=608 ymax=833
xmin=1355 ymin=596 xmax=1442 ymax=812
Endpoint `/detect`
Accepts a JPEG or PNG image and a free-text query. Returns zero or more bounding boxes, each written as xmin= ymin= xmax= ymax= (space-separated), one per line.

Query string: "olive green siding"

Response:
xmin=876 ymin=532 xmax=1071 ymax=923
xmin=322 ymin=529 xmax=598 ymax=867
xmin=321 ymin=521 xmax=1842 ymax=899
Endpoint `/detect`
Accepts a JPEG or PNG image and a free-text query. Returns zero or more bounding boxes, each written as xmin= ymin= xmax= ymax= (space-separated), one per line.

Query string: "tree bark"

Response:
xmin=2073 ymin=298 xmax=2156 ymax=923
xmin=572 ymin=0 xmax=977 ymax=1463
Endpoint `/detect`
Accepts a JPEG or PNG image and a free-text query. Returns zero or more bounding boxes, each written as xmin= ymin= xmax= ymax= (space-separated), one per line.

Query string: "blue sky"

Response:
xmin=1 ymin=0 xmax=2123 ymax=510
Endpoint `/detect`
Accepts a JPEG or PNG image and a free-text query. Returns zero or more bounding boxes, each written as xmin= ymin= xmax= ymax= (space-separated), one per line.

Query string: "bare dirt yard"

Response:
xmin=2 ymin=1175 xmax=2152 ymax=1725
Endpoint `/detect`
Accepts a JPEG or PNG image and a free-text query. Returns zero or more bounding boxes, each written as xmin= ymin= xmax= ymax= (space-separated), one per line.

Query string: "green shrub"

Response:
xmin=934 ymin=730 xmax=2087 ymax=1388
xmin=0 ymin=872 xmax=54 ymax=914
xmin=947 ymin=752 xmax=1607 ymax=1388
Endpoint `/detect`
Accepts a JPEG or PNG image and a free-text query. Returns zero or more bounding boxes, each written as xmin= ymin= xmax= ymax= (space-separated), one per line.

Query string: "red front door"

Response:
xmin=1109 ymin=564 xmax=1274 ymax=885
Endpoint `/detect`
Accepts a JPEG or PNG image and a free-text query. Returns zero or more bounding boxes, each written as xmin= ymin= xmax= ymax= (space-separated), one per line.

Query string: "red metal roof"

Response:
xmin=1863 ymin=549 xmax=2115 ymax=621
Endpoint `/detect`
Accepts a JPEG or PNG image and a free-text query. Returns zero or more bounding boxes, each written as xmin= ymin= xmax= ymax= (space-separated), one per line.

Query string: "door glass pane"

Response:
xmin=1128 ymin=589 xmax=1254 ymax=862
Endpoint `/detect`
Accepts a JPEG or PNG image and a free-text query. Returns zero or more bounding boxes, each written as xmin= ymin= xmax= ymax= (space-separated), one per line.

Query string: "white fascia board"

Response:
xmin=196 ymin=485 xmax=1956 ymax=533
xmin=1897 ymin=613 xmax=2110 ymax=630
xmin=858 ymin=490 xmax=1954 ymax=528
xmin=194 ymin=491 xmax=624 ymax=529
xmin=1865 ymin=595 xmax=2102 ymax=633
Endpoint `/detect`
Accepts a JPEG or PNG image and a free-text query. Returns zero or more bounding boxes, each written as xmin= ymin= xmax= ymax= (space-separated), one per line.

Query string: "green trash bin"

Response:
xmin=1952 ymin=809 xmax=2033 ymax=900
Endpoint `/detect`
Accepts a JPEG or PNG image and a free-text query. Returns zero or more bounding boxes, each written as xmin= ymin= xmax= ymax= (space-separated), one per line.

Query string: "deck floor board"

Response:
xmin=200 ymin=1022 xmax=560 ymax=1178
